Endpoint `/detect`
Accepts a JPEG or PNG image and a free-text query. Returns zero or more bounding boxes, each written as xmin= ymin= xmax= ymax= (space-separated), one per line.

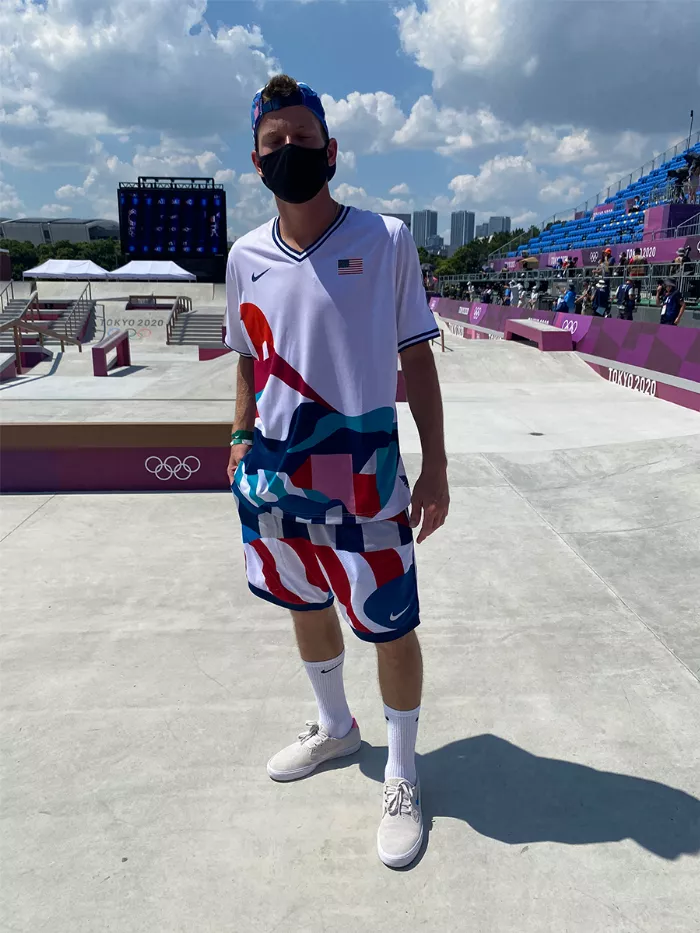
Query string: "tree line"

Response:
xmin=1 ymin=238 xmax=125 ymax=280
xmin=417 ymin=227 xmax=539 ymax=277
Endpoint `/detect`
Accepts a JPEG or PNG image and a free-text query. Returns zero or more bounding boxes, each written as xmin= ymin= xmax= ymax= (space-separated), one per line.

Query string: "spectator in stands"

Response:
xmin=509 ymin=280 xmax=521 ymax=307
xmin=687 ymin=156 xmax=700 ymax=204
xmin=597 ymin=248 xmax=614 ymax=277
xmin=555 ymin=284 xmax=576 ymax=313
xmin=592 ymin=279 xmax=610 ymax=317
xmin=503 ymin=283 xmax=512 ymax=306
xmin=618 ymin=252 xmax=628 ymax=271
xmin=674 ymin=245 xmax=691 ymax=270
xmin=529 ymin=283 xmax=539 ymax=309
xmin=615 ymin=277 xmax=636 ymax=320
xmin=660 ymin=279 xmax=685 ymax=326
xmin=669 ymin=167 xmax=689 ymax=202
xmin=581 ymin=278 xmax=594 ymax=315
xmin=628 ymin=196 xmax=641 ymax=214
xmin=628 ymin=247 xmax=647 ymax=300
xmin=564 ymin=283 xmax=576 ymax=312
xmin=520 ymin=253 xmax=539 ymax=271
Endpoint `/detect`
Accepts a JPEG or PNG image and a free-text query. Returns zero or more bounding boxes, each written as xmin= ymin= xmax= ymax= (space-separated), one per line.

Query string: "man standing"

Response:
xmin=615 ymin=277 xmax=636 ymax=320
xmin=628 ymin=247 xmax=647 ymax=302
xmin=592 ymin=278 xmax=610 ymax=317
xmin=660 ymin=279 xmax=686 ymax=326
xmin=224 ymin=75 xmax=449 ymax=869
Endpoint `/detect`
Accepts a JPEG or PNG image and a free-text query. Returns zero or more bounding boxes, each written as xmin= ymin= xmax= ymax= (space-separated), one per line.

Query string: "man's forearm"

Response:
xmin=400 ymin=342 xmax=447 ymax=467
xmin=232 ymin=356 xmax=256 ymax=432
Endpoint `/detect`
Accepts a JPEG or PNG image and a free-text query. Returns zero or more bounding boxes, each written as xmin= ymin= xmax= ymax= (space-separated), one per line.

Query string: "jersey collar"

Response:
xmin=272 ymin=204 xmax=350 ymax=262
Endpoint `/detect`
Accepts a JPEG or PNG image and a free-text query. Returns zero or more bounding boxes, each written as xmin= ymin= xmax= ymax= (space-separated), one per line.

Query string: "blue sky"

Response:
xmin=2 ymin=0 xmax=699 ymax=241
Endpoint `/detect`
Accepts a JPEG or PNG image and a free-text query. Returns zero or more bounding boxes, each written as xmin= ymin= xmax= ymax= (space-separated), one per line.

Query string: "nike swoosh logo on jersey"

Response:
xmin=251 ymin=269 xmax=270 ymax=282
xmin=389 ymin=606 xmax=411 ymax=622
xmin=320 ymin=661 xmax=343 ymax=674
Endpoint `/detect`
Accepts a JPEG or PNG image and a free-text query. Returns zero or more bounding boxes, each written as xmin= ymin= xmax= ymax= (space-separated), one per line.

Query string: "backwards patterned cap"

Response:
xmin=251 ymin=81 xmax=329 ymax=142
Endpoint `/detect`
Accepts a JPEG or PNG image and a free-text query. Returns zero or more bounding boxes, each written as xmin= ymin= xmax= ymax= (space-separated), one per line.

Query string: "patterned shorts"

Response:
xmin=237 ymin=503 xmax=420 ymax=643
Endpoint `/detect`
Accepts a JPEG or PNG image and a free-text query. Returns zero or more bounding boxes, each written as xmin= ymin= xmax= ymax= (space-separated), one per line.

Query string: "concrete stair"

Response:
xmin=0 ymin=298 xmax=95 ymax=350
xmin=168 ymin=310 xmax=225 ymax=346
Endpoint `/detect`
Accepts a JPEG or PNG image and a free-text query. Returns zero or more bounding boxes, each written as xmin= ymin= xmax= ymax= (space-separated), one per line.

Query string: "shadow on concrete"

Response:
xmin=0 ymin=351 xmax=63 ymax=391
xmin=108 ymin=365 xmax=149 ymax=377
xmin=356 ymin=734 xmax=700 ymax=863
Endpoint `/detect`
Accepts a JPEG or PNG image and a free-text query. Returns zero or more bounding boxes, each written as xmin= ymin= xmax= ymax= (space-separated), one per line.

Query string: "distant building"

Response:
xmin=488 ymin=215 xmax=511 ymax=235
xmin=0 ymin=217 xmax=120 ymax=247
xmin=381 ymin=213 xmax=411 ymax=231
xmin=475 ymin=222 xmax=490 ymax=238
xmin=450 ymin=211 xmax=475 ymax=249
xmin=425 ymin=233 xmax=444 ymax=253
xmin=412 ymin=210 xmax=438 ymax=248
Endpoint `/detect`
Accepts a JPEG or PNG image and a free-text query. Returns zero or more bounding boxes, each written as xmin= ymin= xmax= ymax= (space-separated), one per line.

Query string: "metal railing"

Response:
xmin=0 ymin=280 xmax=14 ymax=315
xmin=165 ymin=295 xmax=193 ymax=344
xmin=648 ymin=208 xmax=700 ymax=241
xmin=62 ymin=281 xmax=93 ymax=341
xmin=490 ymin=130 xmax=700 ymax=259
xmin=439 ymin=261 xmax=700 ymax=295
xmin=0 ymin=318 xmax=82 ymax=376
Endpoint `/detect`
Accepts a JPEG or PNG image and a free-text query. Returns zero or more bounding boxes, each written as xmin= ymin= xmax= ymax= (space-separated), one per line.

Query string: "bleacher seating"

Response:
xmin=511 ymin=142 xmax=700 ymax=258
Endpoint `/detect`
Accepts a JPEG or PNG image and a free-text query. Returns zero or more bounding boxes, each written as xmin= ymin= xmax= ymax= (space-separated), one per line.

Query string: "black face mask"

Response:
xmin=259 ymin=143 xmax=336 ymax=204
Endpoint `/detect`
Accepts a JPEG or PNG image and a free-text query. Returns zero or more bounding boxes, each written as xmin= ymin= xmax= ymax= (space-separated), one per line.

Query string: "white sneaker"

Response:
xmin=266 ymin=720 xmax=361 ymax=782
xmin=377 ymin=777 xmax=423 ymax=868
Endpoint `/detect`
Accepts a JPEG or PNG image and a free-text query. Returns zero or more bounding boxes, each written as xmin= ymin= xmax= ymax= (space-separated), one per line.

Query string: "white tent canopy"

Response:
xmin=23 ymin=259 xmax=109 ymax=280
xmin=109 ymin=261 xmax=196 ymax=281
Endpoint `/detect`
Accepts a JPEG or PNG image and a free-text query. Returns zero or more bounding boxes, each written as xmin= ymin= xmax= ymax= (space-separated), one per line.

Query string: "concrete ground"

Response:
xmin=1 ymin=335 xmax=699 ymax=932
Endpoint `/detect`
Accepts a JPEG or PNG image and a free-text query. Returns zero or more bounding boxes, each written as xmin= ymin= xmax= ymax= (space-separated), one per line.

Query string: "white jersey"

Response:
xmin=225 ymin=206 xmax=439 ymax=524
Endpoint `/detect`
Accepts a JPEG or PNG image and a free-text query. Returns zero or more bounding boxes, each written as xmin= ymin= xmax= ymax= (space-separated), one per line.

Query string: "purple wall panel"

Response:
xmin=436 ymin=299 xmax=700 ymax=385
xmin=0 ymin=447 xmax=231 ymax=494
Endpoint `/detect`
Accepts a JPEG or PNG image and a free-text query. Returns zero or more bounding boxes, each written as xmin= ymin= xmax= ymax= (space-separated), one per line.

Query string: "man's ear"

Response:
xmin=251 ymin=149 xmax=264 ymax=178
xmin=327 ymin=138 xmax=338 ymax=167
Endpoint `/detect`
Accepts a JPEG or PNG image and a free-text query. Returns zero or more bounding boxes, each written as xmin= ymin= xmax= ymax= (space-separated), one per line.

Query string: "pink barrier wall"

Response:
xmin=435 ymin=299 xmax=700 ymax=385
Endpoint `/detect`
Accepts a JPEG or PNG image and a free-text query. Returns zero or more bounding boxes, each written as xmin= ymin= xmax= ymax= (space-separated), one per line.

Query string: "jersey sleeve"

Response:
xmin=223 ymin=250 xmax=253 ymax=357
xmin=394 ymin=222 xmax=440 ymax=353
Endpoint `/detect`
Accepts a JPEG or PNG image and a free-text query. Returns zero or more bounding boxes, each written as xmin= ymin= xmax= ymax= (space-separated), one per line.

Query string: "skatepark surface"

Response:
xmin=1 ymin=334 xmax=699 ymax=932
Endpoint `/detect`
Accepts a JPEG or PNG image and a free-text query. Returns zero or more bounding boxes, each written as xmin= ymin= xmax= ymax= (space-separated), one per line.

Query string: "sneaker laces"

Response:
xmin=297 ymin=721 xmax=327 ymax=749
xmin=384 ymin=780 xmax=414 ymax=817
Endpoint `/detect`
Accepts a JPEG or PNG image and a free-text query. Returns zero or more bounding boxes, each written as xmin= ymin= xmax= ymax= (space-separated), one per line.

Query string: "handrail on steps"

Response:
xmin=0 ymin=280 xmax=15 ymax=315
xmin=165 ymin=294 xmax=193 ymax=344
xmin=62 ymin=281 xmax=94 ymax=341
xmin=0 ymin=316 xmax=82 ymax=376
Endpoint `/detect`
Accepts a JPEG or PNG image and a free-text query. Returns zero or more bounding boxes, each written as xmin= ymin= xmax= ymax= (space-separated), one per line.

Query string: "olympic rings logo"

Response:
xmin=560 ymin=318 xmax=579 ymax=335
xmin=145 ymin=455 xmax=201 ymax=481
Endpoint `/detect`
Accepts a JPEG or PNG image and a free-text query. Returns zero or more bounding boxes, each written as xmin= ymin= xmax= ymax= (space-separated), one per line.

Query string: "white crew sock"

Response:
xmin=384 ymin=703 xmax=420 ymax=784
xmin=303 ymin=651 xmax=353 ymax=739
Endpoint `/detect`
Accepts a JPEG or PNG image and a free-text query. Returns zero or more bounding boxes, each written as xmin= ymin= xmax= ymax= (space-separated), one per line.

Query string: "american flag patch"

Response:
xmin=338 ymin=258 xmax=363 ymax=275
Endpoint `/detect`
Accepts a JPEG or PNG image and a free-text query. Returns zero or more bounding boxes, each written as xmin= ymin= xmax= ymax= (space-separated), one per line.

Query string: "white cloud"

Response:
xmin=38 ymin=203 xmax=73 ymax=216
xmin=447 ymin=155 xmax=538 ymax=206
xmin=214 ymin=169 xmax=237 ymax=184
xmin=331 ymin=183 xmax=412 ymax=215
xmin=392 ymin=95 xmax=509 ymax=155
xmin=389 ymin=183 xmax=410 ymax=196
xmin=539 ymin=176 xmax=585 ymax=204
xmin=0 ymin=105 xmax=40 ymax=126
xmin=0 ymin=0 xmax=277 ymax=141
xmin=322 ymin=92 xmax=405 ymax=154
xmin=552 ymin=130 xmax=596 ymax=164
xmin=396 ymin=0 xmax=509 ymax=83
xmin=0 ymin=179 xmax=23 ymax=214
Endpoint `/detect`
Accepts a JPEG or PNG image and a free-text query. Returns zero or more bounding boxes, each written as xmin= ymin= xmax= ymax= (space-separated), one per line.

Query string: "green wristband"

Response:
xmin=231 ymin=430 xmax=254 ymax=443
